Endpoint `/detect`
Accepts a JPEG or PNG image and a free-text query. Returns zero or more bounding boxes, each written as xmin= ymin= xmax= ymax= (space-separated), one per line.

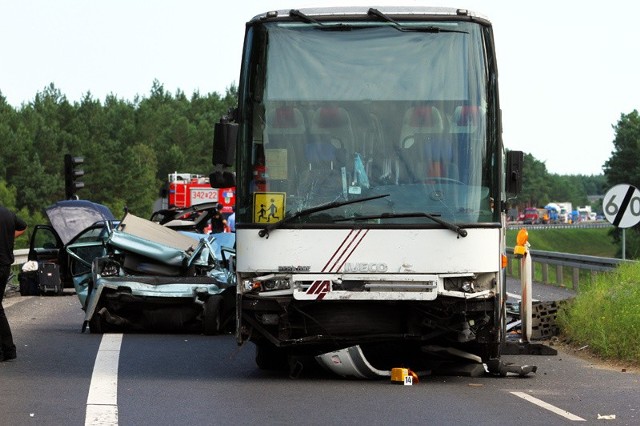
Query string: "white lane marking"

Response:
xmin=85 ymin=334 xmax=123 ymax=426
xmin=4 ymin=295 xmax=29 ymax=309
xmin=511 ymin=392 xmax=586 ymax=422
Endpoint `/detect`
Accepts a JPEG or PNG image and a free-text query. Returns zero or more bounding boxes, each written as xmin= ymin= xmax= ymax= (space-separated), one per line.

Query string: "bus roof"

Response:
xmin=250 ymin=6 xmax=490 ymax=24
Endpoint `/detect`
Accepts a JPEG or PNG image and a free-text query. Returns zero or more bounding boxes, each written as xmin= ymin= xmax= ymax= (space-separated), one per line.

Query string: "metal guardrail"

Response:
xmin=506 ymin=222 xmax=612 ymax=231
xmin=6 ymin=249 xmax=29 ymax=287
xmin=13 ymin=248 xmax=29 ymax=266
xmin=506 ymin=248 xmax=635 ymax=291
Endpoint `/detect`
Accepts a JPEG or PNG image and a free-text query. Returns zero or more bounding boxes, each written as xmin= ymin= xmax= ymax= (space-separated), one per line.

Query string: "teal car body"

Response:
xmin=66 ymin=212 xmax=236 ymax=334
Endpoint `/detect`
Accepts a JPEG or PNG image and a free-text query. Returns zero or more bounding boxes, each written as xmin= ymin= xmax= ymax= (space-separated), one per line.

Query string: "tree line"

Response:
xmin=518 ymin=109 xmax=640 ymax=258
xmin=0 ymin=81 xmax=236 ymax=246
xmin=0 ymin=83 xmax=635 ymax=254
xmin=517 ymin=153 xmax=607 ymax=211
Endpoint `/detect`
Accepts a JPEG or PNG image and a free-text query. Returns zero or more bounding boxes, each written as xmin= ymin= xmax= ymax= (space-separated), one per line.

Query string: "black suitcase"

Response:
xmin=19 ymin=271 xmax=40 ymax=296
xmin=38 ymin=263 xmax=63 ymax=295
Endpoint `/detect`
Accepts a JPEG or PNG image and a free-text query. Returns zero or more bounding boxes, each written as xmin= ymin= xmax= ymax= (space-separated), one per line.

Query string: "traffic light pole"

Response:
xmin=64 ymin=153 xmax=85 ymax=200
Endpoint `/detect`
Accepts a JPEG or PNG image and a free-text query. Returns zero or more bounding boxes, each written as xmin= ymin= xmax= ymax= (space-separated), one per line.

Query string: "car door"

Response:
xmin=27 ymin=225 xmax=68 ymax=285
xmin=65 ymin=223 xmax=112 ymax=307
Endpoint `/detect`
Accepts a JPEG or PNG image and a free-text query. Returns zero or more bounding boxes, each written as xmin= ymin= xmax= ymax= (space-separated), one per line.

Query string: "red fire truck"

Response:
xmin=167 ymin=172 xmax=235 ymax=214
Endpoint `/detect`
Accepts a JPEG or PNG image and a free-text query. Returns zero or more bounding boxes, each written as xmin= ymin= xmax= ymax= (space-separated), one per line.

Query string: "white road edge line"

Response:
xmin=511 ymin=391 xmax=586 ymax=422
xmin=85 ymin=333 xmax=123 ymax=426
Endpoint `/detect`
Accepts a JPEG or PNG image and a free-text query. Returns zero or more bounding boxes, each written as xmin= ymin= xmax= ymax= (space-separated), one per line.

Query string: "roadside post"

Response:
xmin=502 ymin=229 xmax=558 ymax=358
xmin=603 ymin=184 xmax=640 ymax=260
xmin=513 ymin=229 xmax=532 ymax=342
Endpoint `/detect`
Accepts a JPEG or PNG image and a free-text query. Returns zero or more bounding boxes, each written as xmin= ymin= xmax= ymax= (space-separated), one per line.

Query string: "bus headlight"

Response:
xmin=244 ymin=277 xmax=291 ymax=292
xmin=444 ymin=273 xmax=495 ymax=293
xmin=262 ymin=278 xmax=291 ymax=291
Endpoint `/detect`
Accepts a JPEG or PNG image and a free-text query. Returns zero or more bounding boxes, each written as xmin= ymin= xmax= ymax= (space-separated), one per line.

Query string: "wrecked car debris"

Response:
xmin=27 ymin=200 xmax=236 ymax=333
xmin=73 ymin=212 xmax=236 ymax=334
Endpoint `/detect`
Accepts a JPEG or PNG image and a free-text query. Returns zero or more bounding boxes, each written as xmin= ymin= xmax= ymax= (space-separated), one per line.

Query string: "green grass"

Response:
xmin=507 ymin=226 xmax=639 ymax=367
xmin=506 ymin=227 xmax=617 ymax=257
xmin=557 ymin=262 xmax=640 ymax=366
xmin=506 ymin=227 xmax=618 ymax=289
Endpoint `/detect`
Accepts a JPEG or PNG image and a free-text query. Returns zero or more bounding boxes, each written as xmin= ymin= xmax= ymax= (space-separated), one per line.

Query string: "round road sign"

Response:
xmin=603 ymin=184 xmax=640 ymax=228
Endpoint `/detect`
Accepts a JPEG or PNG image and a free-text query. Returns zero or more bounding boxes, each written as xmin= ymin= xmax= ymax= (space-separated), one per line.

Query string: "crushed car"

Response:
xmin=70 ymin=212 xmax=236 ymax=334
xmin=28 ymin=199 xmax=236 ymax=334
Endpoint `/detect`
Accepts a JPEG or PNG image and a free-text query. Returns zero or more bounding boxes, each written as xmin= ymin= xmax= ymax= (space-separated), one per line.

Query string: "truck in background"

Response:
xmin=556 ymin=202 xmax=573 ymax=223
xmin=163 ymin=172 xmax=235 ymax=215
xmin=571 ymin=209 xmax=580 ymax=223
xmin=577 ymin=206 xmax=593 ymax=221
xmin=522 ymin=207 xmax=541 ymax=224
xmin=212 ymin=6 xmax=524 ymax=376
xmin=542 ymin=203 xmax=561 ymax=224
xmin=537 ymin=208 xmax=550 ymax=224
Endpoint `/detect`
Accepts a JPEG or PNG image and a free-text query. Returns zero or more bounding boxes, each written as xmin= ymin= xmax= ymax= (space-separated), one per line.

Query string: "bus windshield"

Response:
xmin=239 ymin=20 xmax=499 ymax=226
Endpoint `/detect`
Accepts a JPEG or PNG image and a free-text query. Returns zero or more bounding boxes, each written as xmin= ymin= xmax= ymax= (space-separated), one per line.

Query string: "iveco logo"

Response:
xmin=278 ymin=266 xmax=311 ymax=272
xmin=343 ymin=262 xmax=388 ymax=273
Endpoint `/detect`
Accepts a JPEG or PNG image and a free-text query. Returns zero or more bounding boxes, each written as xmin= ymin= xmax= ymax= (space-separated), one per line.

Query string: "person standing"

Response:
xmin=227 ymin=207 xmax=236 ymax=232
xmin=0 ymin=205 xmax=27 ymax=362
xmin=210 ymin=203 xmax=229 ymax=234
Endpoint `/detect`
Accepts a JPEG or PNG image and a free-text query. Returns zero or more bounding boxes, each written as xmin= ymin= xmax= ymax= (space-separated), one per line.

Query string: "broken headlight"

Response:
xmin=244 ymin=277 xmax=291 ymax=292
xmin=98 ymin=259 xmax=120 ymax=277
xmin=443 ymin=273 xmax=495 ymax=293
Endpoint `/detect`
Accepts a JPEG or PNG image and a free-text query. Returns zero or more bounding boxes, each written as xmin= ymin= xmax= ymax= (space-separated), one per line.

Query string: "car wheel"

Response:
xmin=203 ymin=295 xmax=223 ymax=335
xmin=88 ymin=306 xmax=114 ymax=334
xmin=88 ymin=312 xmax=105 ymax=334
xmin=255 ymin=343 xmax=288 ymax=371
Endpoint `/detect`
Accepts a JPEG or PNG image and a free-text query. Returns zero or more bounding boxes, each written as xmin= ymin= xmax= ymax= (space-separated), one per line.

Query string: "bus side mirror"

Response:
xmin=505 ymin=150 xmax=523 ymax=195
xmin=209 ymin=171 xmax=236 ymax=188
xmin=212 ymin=116 xmax=238 ymax=167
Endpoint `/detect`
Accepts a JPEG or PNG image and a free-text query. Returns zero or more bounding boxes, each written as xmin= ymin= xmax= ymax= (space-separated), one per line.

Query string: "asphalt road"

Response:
xmin=1 ymin=282 xmax=638 ymax=425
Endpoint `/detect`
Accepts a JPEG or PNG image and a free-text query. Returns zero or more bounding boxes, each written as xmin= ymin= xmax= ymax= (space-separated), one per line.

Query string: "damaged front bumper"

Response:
xmin=316 ymin=345 xmax=537 ymax=379
xmin=82 ymin=273 xmax=230 ymax=333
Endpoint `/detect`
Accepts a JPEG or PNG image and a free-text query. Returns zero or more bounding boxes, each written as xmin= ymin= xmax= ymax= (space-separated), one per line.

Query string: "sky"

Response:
xmin=2 ymin=1 xmax=638 ymax=176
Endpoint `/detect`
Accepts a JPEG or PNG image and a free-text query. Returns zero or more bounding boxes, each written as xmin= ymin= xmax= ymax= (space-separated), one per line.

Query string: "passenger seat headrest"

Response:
xmin=317 ymin=107 xmax=348 ymax=128
xmin=272 ymin=107 xmax=299 ymax=128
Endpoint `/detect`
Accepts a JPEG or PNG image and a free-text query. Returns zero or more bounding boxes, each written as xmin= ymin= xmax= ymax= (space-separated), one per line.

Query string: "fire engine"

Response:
xmin=166 ymin=172 xmax=235 ymax=214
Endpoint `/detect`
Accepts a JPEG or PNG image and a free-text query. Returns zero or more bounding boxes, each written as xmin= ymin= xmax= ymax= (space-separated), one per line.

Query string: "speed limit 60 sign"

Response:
xmin=603 ymin=184 xmax=640 ymax=228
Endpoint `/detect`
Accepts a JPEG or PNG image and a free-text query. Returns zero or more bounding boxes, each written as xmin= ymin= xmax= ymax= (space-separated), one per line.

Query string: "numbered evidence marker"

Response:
xmin=603 ymin=184 xmax=640 ymax=228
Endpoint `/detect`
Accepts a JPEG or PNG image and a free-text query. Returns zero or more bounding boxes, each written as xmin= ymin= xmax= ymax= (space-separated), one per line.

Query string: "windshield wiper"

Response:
xmin=289 ymin=9 xmax=353 ymax=31
xmin=289 ymin=9 xmax=323 ymax=25
xmin=334 ymin=212 xmax=468 ymax=238
xmin=367 ymin=8 xmax=468 ymax=34
xmin=259 ymin=194 xmax=390 ymax=238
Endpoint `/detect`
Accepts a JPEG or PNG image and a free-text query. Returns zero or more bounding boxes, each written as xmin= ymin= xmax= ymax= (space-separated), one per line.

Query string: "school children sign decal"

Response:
xmin=253 ymin=192 xmax=286 ymax=223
